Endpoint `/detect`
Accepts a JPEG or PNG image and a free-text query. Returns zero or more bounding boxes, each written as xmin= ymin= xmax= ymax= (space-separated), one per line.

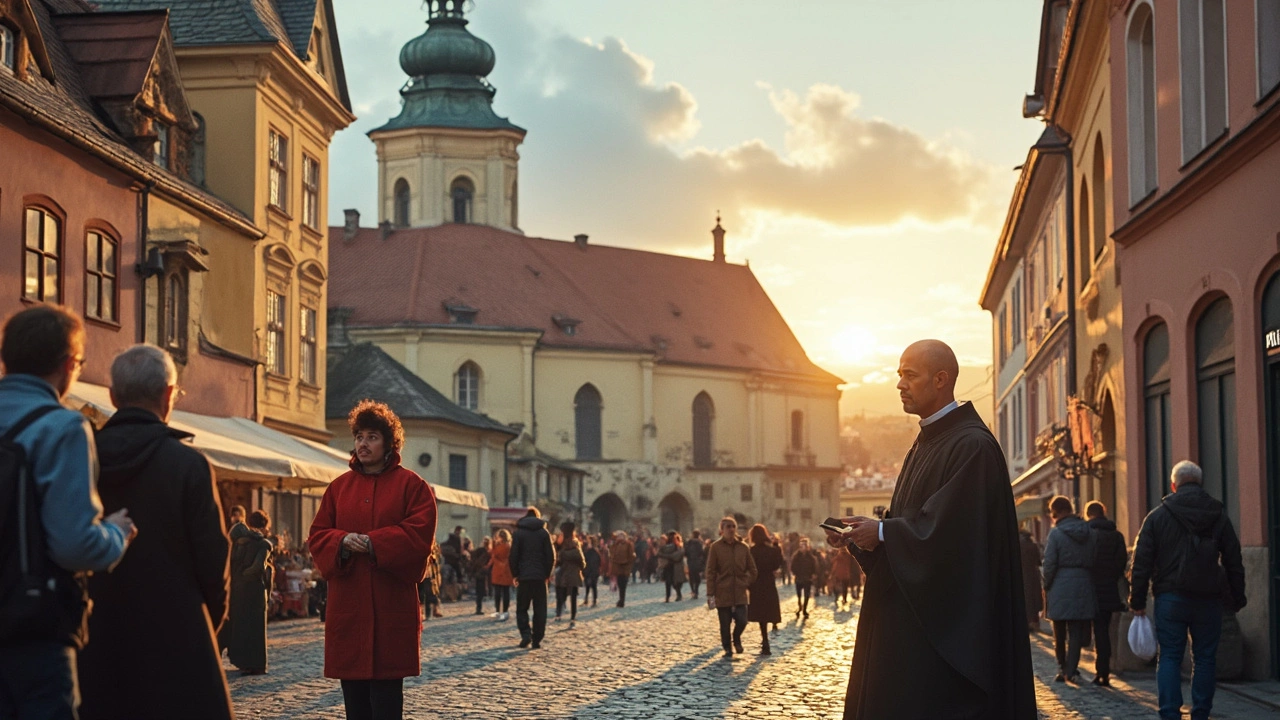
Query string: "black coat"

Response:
xmin=1129 ymin=483 xmax=1247 ymax=611
xmin=225 ymin=522 xmax=272 ymax=672
xmin=747 ymin=544 xmax=783 ymax=623
xmin=845 ymin=402 xmax=1035 ymax=720
xmin=509 ymin=515 xmax=555 ymax=581
xmin=684 ymin=539 xmax=706 ymax=573
xmin=583 ymin=547 xmax=602 ymax=580
xmin=1087 ymin=516 xmax=1128 ymax=613
xmin=791 ymin=549 xmax=818 ymax=584
xmin=78 ymin=409 xmax=233 ymax=720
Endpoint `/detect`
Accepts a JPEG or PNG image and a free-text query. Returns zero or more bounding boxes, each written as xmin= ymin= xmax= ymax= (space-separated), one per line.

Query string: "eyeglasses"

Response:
xmin=61 ymin=355 xmax=86 ymax=371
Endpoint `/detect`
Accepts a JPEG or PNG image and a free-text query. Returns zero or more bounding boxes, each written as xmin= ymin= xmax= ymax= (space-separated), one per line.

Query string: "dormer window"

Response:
xmin=444 ymin=301 xmax=478 ymax=324
xmin=153 ymin=122 xmax=170 ymax=169
xmin=553 ymin=314 xmax=581 ymax=336
xmin=0 ymin=25 xmax=14 ymax=72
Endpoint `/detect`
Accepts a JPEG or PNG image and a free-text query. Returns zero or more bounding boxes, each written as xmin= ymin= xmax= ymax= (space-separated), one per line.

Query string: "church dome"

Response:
xmin=399 ymin=15 xmax=496 ymax=79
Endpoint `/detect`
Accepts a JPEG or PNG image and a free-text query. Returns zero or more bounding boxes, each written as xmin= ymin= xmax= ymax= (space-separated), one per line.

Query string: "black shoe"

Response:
xmin=531 ymin=642 xmax=541 ymax=649
xmin=1066 ymin=674 xmax=1083 ymax=685
xmin=1091 ymin=675 xmax=1110 ymax=687
xmin=760 ymin=645 xmax=771 ymax=655
xmin=802 ymin=610 xmax=809 ymax=618
xmin=723 ymin=649 xmax=734 ymax=659
xmin=676 ymin=593 xmax=682 ymax=601
xmin=733 ymin=639 xmax=744 ymax=654
xmin=1053 ymin=673 xmax=1065 ymax=683
xmin=519 ymin=638 xmax=531 ymax=649
xmin=616 ymin=602 xmax=624 ymax=608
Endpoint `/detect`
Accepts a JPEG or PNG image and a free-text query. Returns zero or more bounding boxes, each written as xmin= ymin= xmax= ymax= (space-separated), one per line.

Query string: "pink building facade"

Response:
xmin=1110 ymin=0 xmax=1280 ymax=679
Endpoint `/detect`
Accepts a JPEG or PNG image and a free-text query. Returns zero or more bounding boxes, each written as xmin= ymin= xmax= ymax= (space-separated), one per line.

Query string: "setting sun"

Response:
xmin=831 ymin=324 xmax=879 ymax=365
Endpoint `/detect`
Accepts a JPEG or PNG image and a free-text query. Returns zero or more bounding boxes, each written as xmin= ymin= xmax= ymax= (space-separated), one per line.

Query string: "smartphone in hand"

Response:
xmin=819 ymin=517 xmax=853 ymax=535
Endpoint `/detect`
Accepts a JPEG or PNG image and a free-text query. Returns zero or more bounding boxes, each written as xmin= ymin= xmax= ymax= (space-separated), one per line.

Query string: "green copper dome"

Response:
xmin=372 ymin=0 xmax=523 ymax=135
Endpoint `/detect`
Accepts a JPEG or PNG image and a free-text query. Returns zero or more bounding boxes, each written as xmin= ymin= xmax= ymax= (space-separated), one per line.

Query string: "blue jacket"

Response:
xmin=0 ymin=374 xmax=127 ymax=572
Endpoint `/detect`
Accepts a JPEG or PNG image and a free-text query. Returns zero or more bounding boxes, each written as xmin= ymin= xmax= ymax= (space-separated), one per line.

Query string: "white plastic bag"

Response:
xmin=1128 ymin=614 xmax=1157 ymax=661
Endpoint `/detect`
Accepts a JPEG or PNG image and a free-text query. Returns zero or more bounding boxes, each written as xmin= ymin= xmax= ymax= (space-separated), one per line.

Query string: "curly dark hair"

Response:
xmin=347 ymin=399 xmax=405 ymax=452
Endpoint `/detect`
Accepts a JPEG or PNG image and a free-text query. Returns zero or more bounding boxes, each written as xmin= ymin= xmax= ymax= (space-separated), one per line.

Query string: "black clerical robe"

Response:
xmin=844 ymin=402 xmax=1036 ymax=720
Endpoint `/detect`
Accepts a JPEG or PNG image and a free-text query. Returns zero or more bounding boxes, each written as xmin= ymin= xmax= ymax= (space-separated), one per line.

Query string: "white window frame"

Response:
xmin=1127 ymin=2 xmax=1159 ymax=205
xmin=1 ymin=25 xmax=15 ymax=72
xmin=1179 ymin=0 xmax=1229 ymax=162
xmin=455 ymin=362 xmax=480 ymax=410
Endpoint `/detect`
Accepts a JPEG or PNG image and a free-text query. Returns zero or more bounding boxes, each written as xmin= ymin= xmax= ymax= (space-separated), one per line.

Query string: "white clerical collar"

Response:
xmin=919 ymin=400 xmax=961 ymax=427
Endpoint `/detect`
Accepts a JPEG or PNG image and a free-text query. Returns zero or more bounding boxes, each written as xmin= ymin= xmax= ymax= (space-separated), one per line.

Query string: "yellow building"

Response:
xmin=103 ymin=0 xmax=356 ymax=441
xmin=328 ymin=1 xmax=842 ymax=538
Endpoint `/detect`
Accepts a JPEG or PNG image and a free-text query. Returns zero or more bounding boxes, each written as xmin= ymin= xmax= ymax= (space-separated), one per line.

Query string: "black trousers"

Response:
xmin=516 ymin=581 xmax=547 ymax=643
xmin=615 ymin=575 xmax=629 ymax=606
xmin=1052 ymin=619 xmax=1091 ymax=678
xmin=340 ymin=679 xmax=403 ymax=720
xmin=688 ymin=569 xmax=702 ymax=596
xmin=555 ymin=585 xmax=578 ymax=620
xmin=474 ymin=576 xmax=489 ymax=613
xmin=493 ymin=584 xmax=510 ymax=613
xmin=795 ymin=581 xmax=812 ymax=609
xmin=665 ymin=578 xmax=684 ymax=600
xmin=0 ymin=641 xmax=77 ymax=720
xmin=584 ymin=577 xmax=598 ymax=605
xmin=1093 ymin=611 xmax=1114 ymax=677
xmin=716 ymin=604 xmax=748 ymax=651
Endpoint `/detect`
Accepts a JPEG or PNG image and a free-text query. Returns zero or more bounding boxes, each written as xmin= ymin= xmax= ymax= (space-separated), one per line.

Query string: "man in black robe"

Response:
xmin=826 ymin=340 xmax=1036 ymax=719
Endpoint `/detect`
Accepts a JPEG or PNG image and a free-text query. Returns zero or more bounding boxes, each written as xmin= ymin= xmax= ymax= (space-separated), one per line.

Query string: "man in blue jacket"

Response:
xmin=0 ymin=306 xmax=135 ymax=718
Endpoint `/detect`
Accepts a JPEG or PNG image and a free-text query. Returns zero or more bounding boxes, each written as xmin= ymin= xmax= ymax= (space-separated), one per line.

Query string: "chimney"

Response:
xmin=711 ymin=213 xmax=726 ymax=263
xmin=343 ymin=209 xmax=360 ymax=242
xmin=574 ymin=233 xmax=589 ymax=249
xmin=379 ymin=220 xmax=393 ymax=240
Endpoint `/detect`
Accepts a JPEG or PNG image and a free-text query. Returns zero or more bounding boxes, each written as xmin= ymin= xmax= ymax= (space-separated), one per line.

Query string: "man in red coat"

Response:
xmin=309 ymin=400 xmax=437 ymax=720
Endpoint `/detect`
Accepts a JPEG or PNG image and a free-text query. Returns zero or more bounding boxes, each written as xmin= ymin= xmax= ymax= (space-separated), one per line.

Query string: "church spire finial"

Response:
xmin=427 ymin=0 xmax=466 ymax=19
xmin=712 ymin=211 xmax=726 ymax=264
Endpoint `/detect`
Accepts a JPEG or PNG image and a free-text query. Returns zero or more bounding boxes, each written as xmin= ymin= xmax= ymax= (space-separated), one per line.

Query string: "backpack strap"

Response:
xmin=1 ymin=405 xmax=60 ymax=444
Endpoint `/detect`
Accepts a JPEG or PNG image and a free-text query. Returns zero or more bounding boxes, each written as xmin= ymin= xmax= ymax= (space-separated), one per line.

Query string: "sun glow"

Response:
xmin=831 ymin=325 xmax=879 ymax=366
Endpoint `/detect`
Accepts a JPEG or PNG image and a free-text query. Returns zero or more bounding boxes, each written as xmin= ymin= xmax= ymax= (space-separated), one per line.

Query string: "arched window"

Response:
xmin=1091 ymin=138 xmax=1106 ymax=260
xmin=1179 ymin=0 xmax=1228 ymax=160
xmin=1 ymin=25 xmax=14 ymax=72
xmin=574 ymin=384 xmax=602 ymax=460
xmin=1143 ymin=322 xmax=1172 ymax=510
xmin=164 ymin=273 xmax=188 ymax=357
xmin=450 ymin=176 xmax=474 ymax=224
xmin=692 ymin=392 xmax=715 ymax=468
xmin=1127 ymin=3 xmax=1158 ymax=204
xmin=1078 ymin=179 xmax=1092 ymax=286
xmin=24 ymin=206 xmax=61 ymax=303
xmin=455 ymin=361 xmax=480 ymax=410
xmin=393 ymin=178 xmax=410 ymax=228
xmin=790 ymin=410 xmax=805 ymax=451
xmin=1195 ymin=297 xmax=1238 ymax=526
xmin=1260 ymin=0 xmax=1280 ymax=97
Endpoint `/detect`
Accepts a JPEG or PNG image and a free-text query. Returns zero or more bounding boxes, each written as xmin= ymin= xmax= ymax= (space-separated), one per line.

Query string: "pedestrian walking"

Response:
xmin=747 ymin=524 xmax=782 ymax=654
xmin=828 ymin=545 xmax=855 ymax=607
xmin=77 ymin=345 xmax=233 ymax=720
xmin=825 ymin=340 xmax=1035 ymax=719
xmin=582 ymin=535 xmax=601 ymax=608
xmin=554 ymin=522 xmax=585 ymax=627
xmin=442 ymin=526 xmax=466 ymax=588
xmin=1019 ymin=528 xmax=1044 ymax=632
xmin=609 ymin=531 xmax=636 ymax=607
xmin=0 ymin=306 xmax=135 ymax=719
xmin=490 ymin=529 xmax=514 ymax=620
xmin=633 ymin=535 xmax=649 ymax=583
xmin=658 ymin=531 xmax=687 ymax=601
xmin=705 ymin=517 xmax=757 ymax=660
xmin=791 ymin=537 xmax=818 ymax=617
xmin=509 ymin=507 xmax=555 ymax=648
xmin=227 ymin=510 xmax=274 ymax=675
xmin=470 ymin=537 xmax=492 ymax=616
xmin=1085 ymin=501 xmax=1127 ymax=687
xmin=1042 ymin=495 xmax=1098 ymax=684
xmin=419 ymin=546 xmax=443 ymax=620
xmin=1129 ymin=460 xmax=1247 ymax=720
xmin=685 ymin=530 xmax=707 ymax=599
xmin=307 ymin=400 xmax=438 ymax=720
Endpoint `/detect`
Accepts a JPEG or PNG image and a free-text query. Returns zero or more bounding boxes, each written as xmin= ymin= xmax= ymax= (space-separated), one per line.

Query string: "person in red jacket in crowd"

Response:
xmin=308 ymin=400 xmax=437 ymax=720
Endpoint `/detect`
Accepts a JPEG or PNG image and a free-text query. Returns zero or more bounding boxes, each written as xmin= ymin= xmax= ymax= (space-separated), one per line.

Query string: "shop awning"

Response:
xmin=66 ymin=382 xmax=490 ymax=509
xmin=1015 ymin=494 xmax=1052 ymax=523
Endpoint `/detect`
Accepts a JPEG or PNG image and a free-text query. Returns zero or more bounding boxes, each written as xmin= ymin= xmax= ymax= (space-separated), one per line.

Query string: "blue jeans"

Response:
xmin=1154 ymin=592 xmax=1222 ymax=720
xmin=0 ymin=641 xmax=78 ymax=720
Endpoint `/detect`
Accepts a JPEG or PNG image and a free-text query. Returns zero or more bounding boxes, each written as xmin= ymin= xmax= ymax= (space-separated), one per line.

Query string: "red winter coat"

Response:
xmin=308 ymin=453 xmax=437 ymax=680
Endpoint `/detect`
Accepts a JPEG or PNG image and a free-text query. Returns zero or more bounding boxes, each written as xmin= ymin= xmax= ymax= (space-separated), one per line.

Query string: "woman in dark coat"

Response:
xmin=1019 ymin=528 xmax=1044 ymax=632
xmin=657 ymin=531 xmax=687 ymax=602
xmin=582 ymin=535 xmax=602 ymax=607
xmin=227 ymin=510 xmax=274 ymax=674
xmin=309 ymin=401 xmax=438 ymax=720
xmin=554 ymin=522 xmax=586 ymax=626
xmin=790 ymin=537 xmax=819 ymax=617
xmin=746 ymin=523 xmax=783 ymax=654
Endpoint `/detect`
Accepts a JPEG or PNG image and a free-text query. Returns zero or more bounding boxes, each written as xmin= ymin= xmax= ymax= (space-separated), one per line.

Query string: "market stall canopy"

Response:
xmin=66 ymin=381 xmax=490 ymax=508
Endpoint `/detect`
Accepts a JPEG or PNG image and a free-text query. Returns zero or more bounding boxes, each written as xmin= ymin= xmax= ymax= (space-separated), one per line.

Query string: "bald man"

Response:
xmin=826 ymin=340 xmax=1036 ymax=719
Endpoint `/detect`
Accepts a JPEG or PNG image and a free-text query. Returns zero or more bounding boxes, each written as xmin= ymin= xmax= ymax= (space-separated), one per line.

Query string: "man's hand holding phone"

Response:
xmin=822 ymin=516 xmax=881 ymax=551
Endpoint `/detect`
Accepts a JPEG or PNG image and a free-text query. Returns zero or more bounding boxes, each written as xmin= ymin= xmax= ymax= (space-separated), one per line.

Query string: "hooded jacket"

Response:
xmin=1087 ymin=516 xmax=1128 ymax=613
xmin=1042 ymin=515 xmax=1097 ymax=621
xmin=78 ymin=407 xmax=233 ymax=720
xmin=509 ymin=515 xmax=555 ymax=581
xmin=1129 ymin=483 xmax=1246 ymax=611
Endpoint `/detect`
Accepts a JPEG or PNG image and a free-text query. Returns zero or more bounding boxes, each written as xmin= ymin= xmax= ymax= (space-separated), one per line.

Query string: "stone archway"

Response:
xmin=657 ymin=492 xmax=694 ymax=536
xmin=589 ymin=492 xmax=628 ymax=535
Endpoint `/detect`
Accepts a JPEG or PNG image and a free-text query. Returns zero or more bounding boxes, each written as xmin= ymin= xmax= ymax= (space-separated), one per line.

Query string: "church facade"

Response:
xmin=327 ymin=0 xmax=842 ymax=538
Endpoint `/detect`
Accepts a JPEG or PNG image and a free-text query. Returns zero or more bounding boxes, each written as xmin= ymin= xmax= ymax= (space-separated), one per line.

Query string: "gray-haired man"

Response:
xmin=76 ymin=345 xmax=234 ymax=719
xmin=1129 ymin=460 xmax=1247 ymax=720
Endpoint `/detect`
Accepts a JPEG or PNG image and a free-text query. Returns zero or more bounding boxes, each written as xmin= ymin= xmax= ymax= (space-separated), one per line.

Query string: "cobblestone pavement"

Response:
xmin=228 ymin=581 xmax=1274 ymax=719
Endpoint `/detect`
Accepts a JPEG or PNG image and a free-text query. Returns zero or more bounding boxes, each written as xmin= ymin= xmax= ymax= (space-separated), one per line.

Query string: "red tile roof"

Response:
xmin=327 ymin=224 xmax=842 ymax=384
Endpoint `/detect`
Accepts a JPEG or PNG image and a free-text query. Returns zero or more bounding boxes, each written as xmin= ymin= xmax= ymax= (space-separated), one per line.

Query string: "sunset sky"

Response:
xmin=328 ymin=0 xmax=1049 ymax=416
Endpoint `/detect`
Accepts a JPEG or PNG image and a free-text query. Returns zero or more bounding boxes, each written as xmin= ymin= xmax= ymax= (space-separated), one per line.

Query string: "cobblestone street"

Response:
xmin=228 ymin=581 xmax=1276 ymax=719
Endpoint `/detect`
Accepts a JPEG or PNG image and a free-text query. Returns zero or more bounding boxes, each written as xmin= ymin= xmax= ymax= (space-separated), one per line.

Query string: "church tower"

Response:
xmin=370 ymin=0 xmax=525 ymax=230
